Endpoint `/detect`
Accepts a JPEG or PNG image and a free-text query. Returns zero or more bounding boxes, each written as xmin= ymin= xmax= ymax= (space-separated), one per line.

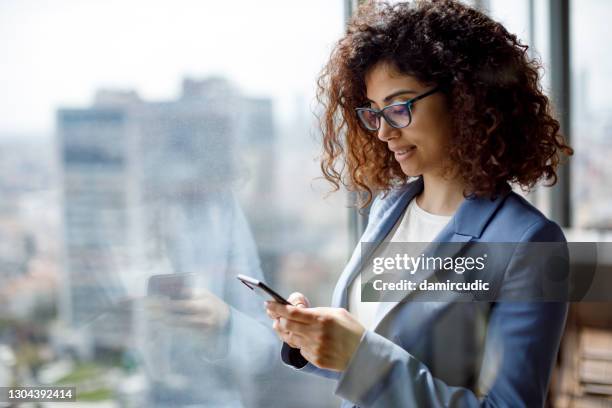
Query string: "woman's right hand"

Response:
xmin=265 ymin=292 xmax=310 ymax=348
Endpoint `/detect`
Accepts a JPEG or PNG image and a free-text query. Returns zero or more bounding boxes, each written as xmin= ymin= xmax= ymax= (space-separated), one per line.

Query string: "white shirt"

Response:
xmin=348 ymin=196 xmax=453 ymax=329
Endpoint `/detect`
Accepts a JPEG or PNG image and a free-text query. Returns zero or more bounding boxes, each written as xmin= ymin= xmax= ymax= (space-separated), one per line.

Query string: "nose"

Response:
xmin=376 ymin=117 xmax=400 ymax=143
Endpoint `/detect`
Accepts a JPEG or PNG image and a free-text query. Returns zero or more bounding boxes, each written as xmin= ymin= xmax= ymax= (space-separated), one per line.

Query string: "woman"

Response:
xmin=265 ymin=0 xmax=574 ymax=407
xmin=138 ymin=191 xmax=277 ymax=407
xmin=131 ymin=98 xmax=279 ymax=407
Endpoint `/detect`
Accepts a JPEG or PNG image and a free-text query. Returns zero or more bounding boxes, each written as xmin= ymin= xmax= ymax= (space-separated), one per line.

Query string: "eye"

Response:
xmin=388 ymin=104 xmax=408 ymax=115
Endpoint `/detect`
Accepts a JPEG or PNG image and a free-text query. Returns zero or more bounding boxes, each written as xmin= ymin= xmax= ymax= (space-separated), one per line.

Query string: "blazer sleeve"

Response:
xmin=333 ymin=219 xmax=569 ymax=407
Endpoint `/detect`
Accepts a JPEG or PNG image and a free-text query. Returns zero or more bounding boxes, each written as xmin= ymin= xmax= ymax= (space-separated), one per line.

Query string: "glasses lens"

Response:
xmin=384 ymin=104 xmax=411 ymax=128
xmin=357 ymin=109 xmax=379 ymax=130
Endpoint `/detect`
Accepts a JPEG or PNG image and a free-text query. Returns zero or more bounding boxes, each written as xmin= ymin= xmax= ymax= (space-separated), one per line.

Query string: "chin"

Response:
xmin=399 ymin=165 xmax=421 ymax=178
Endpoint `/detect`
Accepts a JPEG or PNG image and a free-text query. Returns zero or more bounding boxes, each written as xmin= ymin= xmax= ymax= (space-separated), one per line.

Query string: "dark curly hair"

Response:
xmin=317 ymin=0 xmax=573 ymax=208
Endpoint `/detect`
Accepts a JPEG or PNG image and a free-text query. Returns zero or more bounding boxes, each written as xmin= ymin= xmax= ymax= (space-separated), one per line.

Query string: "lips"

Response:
xmin=391 ymin=145 xmax=417 ymax=162
xmin=390 ymin=145 xmax=416 ymax=154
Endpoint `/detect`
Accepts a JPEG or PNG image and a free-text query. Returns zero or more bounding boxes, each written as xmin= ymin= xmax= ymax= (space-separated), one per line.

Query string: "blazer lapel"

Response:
xmin=331 ymin=176 xmax=510 ymax=315
xmin=370 ymin=186 xmax=512 ymax=331
xmin=331 ymin=177 xmax=424 ymax=308
xmin=371 ymin=225 xmax=473 ymax=330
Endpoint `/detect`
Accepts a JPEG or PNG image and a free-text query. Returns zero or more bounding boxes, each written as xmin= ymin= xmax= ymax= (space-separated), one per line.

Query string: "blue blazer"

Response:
xmin=281 ymin=175 xmax=568 ymax=407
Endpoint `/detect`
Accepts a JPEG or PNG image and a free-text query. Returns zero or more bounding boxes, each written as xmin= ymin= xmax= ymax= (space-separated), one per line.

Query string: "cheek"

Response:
xmin=421 ymin=135 xmax=450 ymax=159
xmin=405 ymin=124 xmax=451 ymax=159
xmin=411 ymin=116 xmax=453 ymax=157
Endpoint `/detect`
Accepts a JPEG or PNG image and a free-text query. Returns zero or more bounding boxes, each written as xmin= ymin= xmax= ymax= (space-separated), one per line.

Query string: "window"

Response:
xmin=570 ymin=0 xmax=612 ymax=230
xmin=0 ymin=1 xmax=347 ymax=406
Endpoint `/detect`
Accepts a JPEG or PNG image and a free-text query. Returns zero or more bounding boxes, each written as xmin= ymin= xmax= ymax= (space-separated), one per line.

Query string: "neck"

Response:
xmin=415 ymin=172 xmax=466 ymax=216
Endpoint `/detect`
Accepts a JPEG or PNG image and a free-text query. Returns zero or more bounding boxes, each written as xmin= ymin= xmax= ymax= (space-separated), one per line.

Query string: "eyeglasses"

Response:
xmin=355 ymin=87 xmax=441 ymax=131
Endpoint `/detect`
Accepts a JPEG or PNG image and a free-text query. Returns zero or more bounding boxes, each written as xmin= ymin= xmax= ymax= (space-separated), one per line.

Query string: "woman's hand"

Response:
xmin=147 ymin=287 xmax=230 ymax=334
xmin=265 ymin=292 xmax=310 ymax=348
xmin=265 ymin=297 xmax=365 ymax=372
xmin=142 ymin=287 xmax=232 ymax=365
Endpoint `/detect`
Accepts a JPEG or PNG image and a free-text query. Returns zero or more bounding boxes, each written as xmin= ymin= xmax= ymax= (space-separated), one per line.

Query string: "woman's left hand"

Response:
xmin=265 ymin=302 xmax=365 ymax=372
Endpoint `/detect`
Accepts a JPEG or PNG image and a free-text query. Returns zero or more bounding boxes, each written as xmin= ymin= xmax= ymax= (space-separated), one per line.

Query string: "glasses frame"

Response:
xmin=355 ymin=86 xmax=442 ymax=131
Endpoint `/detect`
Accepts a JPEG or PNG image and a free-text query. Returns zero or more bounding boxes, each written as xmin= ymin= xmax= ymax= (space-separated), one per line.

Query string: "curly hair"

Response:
xmin=317 ymin=0 xmax=573 ymax=208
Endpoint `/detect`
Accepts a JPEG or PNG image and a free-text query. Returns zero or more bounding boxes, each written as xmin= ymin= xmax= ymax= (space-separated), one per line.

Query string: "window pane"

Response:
xmin=571 ymin=0 xmax=612 ymax=229
xmin=480 ymin=1 xmax=557 ymax=216
xmin=0 ymin=1 xmax=347 ymax=406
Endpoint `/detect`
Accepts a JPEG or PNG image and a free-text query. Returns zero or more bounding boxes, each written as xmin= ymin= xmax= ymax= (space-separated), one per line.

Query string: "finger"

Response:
xmin=281 ymin=335 xmax=300 ymax=349
xmin=168 ymin=299 xmax=207 ymax=311
xmin=265 ymin=306 xmax=281 ymax=320
xmin=144 ymin=297 xmax=169 ymax=311
xmin=299 ymin=347 xmax=316 ymax=366
xmin=166 ymin=302 xmax=197 ymax=316
xmin=264 ymin=301 xmax=281 ymax=318
xmin=272 ymin=318 xmax=293 ymax=335
xmin=272 ymin=319 xmax=291 ymax=342
xmin=287 ymin=292 xmax=310 ymax=308
xmin=173 ymin=315 xmax=217 ymax=331
xmin=265 ymin=301 xmax=290 ymax=317
xmin=164 ymin=315 xmax=201 ymax=330
xmin=163 ymin=310 xmax=221 ymax=331
xmin=265 ymin=300 xmax=293 ymax=310
xmin=167 ymin=299 xmax=216 ymax=316
xmin=266 ymin=303 xmax=316 ymax=324
xmin=283 ymin=331 xmax=305 ymax=349
xmin=144 ymin=298 xmax=173 ymax=319
xmin=272 ymin=317 xmax=286 ymax=333
xmin=274 ymin=321 xmax=306 ymax=348
xmin=272 ymin=319 xmax=305 ymax=339
xmin=180 ymin=286 xmax=219 ymax=301
xmin=277 ymin=317 xmax=312 ymax=336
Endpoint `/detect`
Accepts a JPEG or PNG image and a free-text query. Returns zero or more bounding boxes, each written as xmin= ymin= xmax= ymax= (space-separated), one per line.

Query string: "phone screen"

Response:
xmin=147 ymin=273 xmax=196 ymax=300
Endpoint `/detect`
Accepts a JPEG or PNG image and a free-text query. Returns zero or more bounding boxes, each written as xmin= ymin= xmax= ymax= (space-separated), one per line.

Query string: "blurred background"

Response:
xmin=0 ymin=0 xmax=610 ymax=406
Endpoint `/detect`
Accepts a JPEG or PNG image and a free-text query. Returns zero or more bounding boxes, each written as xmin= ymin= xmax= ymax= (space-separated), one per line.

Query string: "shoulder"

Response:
xmin=484 ymin=191 xmax=566 ymax=243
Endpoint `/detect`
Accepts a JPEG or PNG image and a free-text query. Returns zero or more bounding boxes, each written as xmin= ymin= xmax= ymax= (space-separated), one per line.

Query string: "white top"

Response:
xmin=348 ymin=196 xmax=453 ymax=329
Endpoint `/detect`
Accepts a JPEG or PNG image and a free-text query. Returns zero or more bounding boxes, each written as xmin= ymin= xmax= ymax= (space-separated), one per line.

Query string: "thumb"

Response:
xmin=287 ymin=292 xmax=310 ymax=308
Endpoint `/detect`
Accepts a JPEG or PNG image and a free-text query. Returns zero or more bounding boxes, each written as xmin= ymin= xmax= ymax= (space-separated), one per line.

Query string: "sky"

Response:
xmin=0 ymin=0 xmax=610 ymax=137
xmin=0 ymin=0 xmax=345 ymax=135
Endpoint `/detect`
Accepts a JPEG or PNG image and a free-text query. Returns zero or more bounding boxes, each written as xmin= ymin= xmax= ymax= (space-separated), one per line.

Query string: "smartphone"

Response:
xmin=147 ymin=273 xmax=197 ymax=300
xmin=236 ymin=274 xmax=291 ymax=305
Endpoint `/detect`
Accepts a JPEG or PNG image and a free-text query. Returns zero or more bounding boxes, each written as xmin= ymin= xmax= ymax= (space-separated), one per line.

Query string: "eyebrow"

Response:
xmin=366 ymin=89 xmax=418 ymax=105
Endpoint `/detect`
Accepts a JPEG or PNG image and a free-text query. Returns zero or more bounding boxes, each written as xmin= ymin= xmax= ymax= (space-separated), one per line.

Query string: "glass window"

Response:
xmin=570 ymin=0 xmax=612 ymax=229
xmin=465 ymin=1 xmax=566 ymax=220
xmin=0 ymin=1 xmax=347 ymax=406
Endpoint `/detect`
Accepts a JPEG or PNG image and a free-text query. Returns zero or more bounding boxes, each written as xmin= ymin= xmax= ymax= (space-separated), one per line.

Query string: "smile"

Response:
xmin=394 ymin=146 xmax=416 ymax=161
